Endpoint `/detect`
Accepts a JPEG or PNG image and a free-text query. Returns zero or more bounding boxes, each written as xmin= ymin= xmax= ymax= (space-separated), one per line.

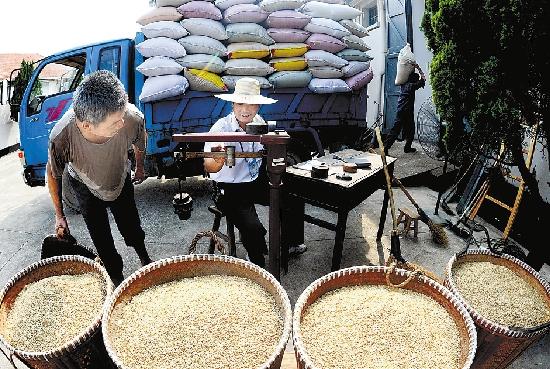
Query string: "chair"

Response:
xmin=208 ymin=179 xmax=237 ymax=256
xmin=208 ymin=205 xmax=236 ymax=256
xmin=397 ymin=207 xmax=420 ymax=238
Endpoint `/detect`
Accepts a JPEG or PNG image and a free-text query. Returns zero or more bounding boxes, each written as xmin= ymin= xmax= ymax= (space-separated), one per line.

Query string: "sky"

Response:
xmin=0 ymin=0 xmax=152 ymax=56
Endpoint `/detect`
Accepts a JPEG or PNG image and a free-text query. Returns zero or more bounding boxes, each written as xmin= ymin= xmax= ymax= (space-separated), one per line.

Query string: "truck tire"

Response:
xmin=62 ymin=168 xmax=80 ymax=214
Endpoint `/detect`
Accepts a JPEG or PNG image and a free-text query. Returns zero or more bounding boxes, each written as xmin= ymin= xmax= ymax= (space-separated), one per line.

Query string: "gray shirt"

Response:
xmin=48 ymin=104 xmax=145 ymax=201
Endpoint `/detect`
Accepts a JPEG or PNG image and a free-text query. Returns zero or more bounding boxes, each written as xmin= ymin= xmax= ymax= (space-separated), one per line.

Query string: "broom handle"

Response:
xmin=392 ymin=177 xmax=421 ymax=211
xmin=375 ymin=128 xmax=397 ymax=230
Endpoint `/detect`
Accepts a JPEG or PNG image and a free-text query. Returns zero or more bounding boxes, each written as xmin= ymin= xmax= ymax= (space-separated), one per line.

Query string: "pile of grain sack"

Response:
xmin=136 ymin=0 xmax=373 ymax=102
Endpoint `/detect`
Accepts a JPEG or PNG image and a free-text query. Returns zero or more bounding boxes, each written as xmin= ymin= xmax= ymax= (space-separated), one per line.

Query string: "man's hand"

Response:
xmin=211 ymin=145 xmax=226 ymax=166
xmin=132 ymin=166 xmax=147 ymax=185
xmin=55 ymin=215 xmax=69 ymax=238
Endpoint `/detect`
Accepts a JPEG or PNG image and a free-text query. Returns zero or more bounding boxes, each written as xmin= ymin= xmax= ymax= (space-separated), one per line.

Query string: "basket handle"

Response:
xmin=385 ymin=262 xmax=422 ymax=289
xmin=189 ymin=230 xmax=226 ymax=255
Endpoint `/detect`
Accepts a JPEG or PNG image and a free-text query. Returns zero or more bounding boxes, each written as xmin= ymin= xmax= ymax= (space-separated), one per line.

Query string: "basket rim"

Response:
xmin=101 ymin=254 xmax=292 ymax=369
xmin=292 ymin=264 xmax=478 ymax=369
xmin=446 ymin=249 xmax=550 ymax=338
xmin=0 ymin=255 xmax=114 ymax=360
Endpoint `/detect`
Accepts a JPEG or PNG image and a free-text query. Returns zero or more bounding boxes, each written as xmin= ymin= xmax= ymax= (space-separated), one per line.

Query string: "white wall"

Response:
xmin=364 ymin=0 xmax=386 ymax=126
xmin=360 ymin=0 xmax=433 ymax=127
xmin=0 ymin=79 xmax=20 ymax=151
xmin=411 ymin=0 xmax=433 ymax=125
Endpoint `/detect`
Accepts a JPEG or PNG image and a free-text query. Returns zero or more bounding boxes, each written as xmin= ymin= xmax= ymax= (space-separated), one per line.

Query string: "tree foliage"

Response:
xmin=423 ymin=0 xmax=550 ymax=154
xmin=10 ymin=59 xmax=41 ymax=120
xmin=422 ymin=0 xmax=550 ymax=266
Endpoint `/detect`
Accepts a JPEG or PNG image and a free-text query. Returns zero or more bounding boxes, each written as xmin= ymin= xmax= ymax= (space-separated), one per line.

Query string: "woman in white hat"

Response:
xmin=204 ymin=78 xmax=306 ymax=267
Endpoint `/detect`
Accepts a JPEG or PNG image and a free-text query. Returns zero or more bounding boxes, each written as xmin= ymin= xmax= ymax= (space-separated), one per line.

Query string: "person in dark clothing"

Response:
xmin=384 ymin=64 xmax=426 ymax=154
xmin=46 ymin=71 xmax=152 ymax=285
xmin=204 ymin=78 xmax=306 ymax=267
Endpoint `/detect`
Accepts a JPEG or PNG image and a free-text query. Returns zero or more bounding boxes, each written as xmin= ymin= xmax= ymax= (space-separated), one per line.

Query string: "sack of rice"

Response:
xmin=185 ymin=68 xmax=228 ymax=92
xmin=177 ymin=54 xmax=226 ymax=74
xmin=259 ymin=0 xmax=305 ymax=13
xmin=395 ymin=43 xmax=415 ymax=85
xmin=180 ymin=18 xmax=228 ymax=40
xmin=293 ymin=265 xmax=477 ymax=369
xmin=223 ymin=75 xmax=272 ymax=89
xmin=298 ymin=1 xmax=362 ymax=21
xmin=103 ymin=255 xmax=292 ymax=369
xmin=137 ymin=6 xmax=183 ymax=26
xmin=0 ymin=256 xmax=114 ymax=368
xmin=224 ymin=3 xmax=269 ymax=23
xmin=227 ymin=42 xmax=270 ymax=59
xmin=177 ymin=0 xmax=223 ymax=20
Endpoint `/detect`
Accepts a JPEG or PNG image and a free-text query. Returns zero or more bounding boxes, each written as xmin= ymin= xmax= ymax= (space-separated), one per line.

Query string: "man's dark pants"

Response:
xmin=215 ymin=169 xmax=304 ymax=267
xmin=68 ymin=174 xmax=149 ymax=281
xmin=384 ymin=110 xmax=415 ymax=152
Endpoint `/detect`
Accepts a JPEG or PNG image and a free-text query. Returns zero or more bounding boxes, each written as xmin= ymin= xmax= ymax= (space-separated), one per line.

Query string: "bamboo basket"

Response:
xmin=102 ymin=254 xmax=292 ymax=369
xmin=293 ymin=265 xmax=477 ymax=369
xmin=0 ymin=255 xmax=114 ymax=369
xmin=446 ymin=250 xmax=550 ymax=369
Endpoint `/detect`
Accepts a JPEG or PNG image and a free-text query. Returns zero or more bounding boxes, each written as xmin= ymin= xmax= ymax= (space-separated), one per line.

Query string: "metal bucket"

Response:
xmin=0 ymin=255 xmax=114 ymax=369
xmin=102 ymin=254 xmax=292 ymax=369
xmin=293 ymin=265 xmax=477 ymax=369
xmin=446 ymin=250 xmax=550 ymax=369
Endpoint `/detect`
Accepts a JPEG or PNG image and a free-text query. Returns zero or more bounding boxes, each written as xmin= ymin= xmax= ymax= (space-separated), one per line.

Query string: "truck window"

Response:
xmin=27 ymin=54 xmax=86 ymax=116
xmin=99 ymin=47 xmax=121 ymax=78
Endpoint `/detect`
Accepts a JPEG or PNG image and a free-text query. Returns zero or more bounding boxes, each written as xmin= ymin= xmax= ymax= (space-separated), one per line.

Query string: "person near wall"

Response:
xmin=384 ymin=63 xmax=426 ymax=154
xmin=46 ymin=70 xmax=152 ymax=285
xmin=203 ymin=78 xmax=306 ymax=267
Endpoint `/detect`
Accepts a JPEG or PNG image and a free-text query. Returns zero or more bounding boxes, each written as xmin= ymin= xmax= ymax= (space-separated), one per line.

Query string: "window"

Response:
xmin=99 ymin=47 xmax=121 ymax=78
xmin=362 ymin=3 xmax=378 ymax=28
xmin=26 ymin=54 xmax=86 ymax=116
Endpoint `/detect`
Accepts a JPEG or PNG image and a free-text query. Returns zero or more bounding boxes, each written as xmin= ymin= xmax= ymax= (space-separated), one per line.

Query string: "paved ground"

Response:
xmin=0 ymin=144 xmax=548 ymax=368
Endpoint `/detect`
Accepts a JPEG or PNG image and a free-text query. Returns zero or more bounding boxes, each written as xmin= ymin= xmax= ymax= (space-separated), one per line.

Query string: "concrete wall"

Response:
xmin=0 ymin=80 xmax=20 ymax=152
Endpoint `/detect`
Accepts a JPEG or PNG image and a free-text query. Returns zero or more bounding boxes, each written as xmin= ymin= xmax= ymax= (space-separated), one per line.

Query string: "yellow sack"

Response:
xmin=270 ymin=43 xmax=309 ymax=58
xmin=227 ymin=42 xmax=270 ymax=59
xmin=270 ymin=57 xmax=307 ymax=71
xmin=186 ymin=69 xmax=227 ymax=92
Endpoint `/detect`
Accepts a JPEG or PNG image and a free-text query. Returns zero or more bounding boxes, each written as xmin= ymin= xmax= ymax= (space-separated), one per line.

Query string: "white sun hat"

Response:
xmin=215 ymin=77 xmax=277 ymax=105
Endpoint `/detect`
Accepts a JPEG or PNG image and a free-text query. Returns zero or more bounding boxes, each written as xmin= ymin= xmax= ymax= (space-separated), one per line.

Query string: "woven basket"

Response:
xmin=446 ymin=250 xmax=550 ymax=369
xmin=0 ymin=255 xmax=114 ymax=369
xmin=102 ymin=254 xmax=292 ymax=369
xmin=293 ymin=265 xmax=477 ymax=369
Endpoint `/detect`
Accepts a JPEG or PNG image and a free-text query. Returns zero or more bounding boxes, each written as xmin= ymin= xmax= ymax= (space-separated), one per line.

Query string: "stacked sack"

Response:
xmin=135 ymin=0 xmax=374 ymax=102
xmin=221 ymin=0 xmax=274 ymax=89
xmin=298 ymin=0 xmax=373 ymax=93
xmin=136 ymin=1 xmax=189 ymax=102
xmin=261 ymin=0 xmax=312 ymax=89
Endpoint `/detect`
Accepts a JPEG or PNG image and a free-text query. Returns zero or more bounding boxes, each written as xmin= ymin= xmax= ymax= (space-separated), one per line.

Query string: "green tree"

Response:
xmin=10 ymin=59 xmax=41 ymax=120
xmin=422 ymin=0 xmax=550 ymax=269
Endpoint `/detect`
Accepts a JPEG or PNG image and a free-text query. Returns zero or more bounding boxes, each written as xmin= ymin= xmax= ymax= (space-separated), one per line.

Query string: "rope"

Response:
xmin=385 ymin=262 xmax=423 ymax=289
xmin=188 ymin=230 xmax=226 ymax=255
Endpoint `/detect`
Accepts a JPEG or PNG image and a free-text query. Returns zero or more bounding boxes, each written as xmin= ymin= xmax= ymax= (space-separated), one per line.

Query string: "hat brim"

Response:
xmin=214 ymin=93 xmax=277 ymax=105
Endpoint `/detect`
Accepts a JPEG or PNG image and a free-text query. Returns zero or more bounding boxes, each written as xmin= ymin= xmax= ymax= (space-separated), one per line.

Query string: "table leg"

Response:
xmin=266 ymin=142 xmax=287 ymax=281
xmin=377 ymin=188 xmax=389 ymax=240
xmin=331 ymin=210 xmax=349 ymax=271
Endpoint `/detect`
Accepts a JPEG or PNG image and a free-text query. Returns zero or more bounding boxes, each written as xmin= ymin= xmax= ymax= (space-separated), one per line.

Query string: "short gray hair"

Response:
xmin=73 ymin=70 xmax=128 ymax=125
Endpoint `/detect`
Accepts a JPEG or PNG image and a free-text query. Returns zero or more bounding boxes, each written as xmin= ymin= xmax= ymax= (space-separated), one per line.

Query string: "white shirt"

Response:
xmin=204 ymin=113 xmax=265 ymax=183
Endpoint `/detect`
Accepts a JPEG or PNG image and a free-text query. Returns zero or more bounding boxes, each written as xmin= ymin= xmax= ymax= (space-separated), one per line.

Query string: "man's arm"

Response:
xmin=132 ymin=144 xmax=146 ymax=184
xmin=46 ymin=162 xmax=69 ymax=237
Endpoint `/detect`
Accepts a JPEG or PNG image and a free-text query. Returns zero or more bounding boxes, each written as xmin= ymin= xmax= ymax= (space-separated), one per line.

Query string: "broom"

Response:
xmin=392 ymin=177 xmax=449 ymax=246
xmin=375 ymin=128 xmax=444 ymax=285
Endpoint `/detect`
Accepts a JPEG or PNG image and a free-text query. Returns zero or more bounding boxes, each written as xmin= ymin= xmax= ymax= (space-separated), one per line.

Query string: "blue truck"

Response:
xmin=15 ymin=34 xmax=368 ymax=193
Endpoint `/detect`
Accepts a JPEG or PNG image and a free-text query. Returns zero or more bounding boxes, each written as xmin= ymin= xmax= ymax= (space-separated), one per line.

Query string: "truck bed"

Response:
xmin=143 ymin=87 xmax=368 ymax=156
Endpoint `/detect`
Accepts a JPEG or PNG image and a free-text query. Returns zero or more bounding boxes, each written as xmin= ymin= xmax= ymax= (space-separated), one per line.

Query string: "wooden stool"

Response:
xmin=397 ymin=207 xmax=420 ymax=238
xmin=208 ymin=205 xmax=237 ymax=256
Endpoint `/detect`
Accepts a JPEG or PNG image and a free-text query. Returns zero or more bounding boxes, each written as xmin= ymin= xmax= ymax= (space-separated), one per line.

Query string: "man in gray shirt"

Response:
xmin=47 ymin=70 xmax=152 ymax=284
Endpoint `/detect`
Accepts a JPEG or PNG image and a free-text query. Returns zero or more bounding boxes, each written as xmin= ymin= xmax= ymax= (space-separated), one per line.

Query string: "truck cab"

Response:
xmin=18 ymin=39 xmax=134 ymax=186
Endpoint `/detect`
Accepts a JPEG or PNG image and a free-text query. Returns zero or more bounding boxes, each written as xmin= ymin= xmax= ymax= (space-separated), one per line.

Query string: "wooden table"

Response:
xmin=285 ymin=149 xmax=396 ymax=271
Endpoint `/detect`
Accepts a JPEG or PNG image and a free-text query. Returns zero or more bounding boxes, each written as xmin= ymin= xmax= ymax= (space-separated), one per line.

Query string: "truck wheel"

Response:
xmin=62 ymin=168 xmax=80 ymax=214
